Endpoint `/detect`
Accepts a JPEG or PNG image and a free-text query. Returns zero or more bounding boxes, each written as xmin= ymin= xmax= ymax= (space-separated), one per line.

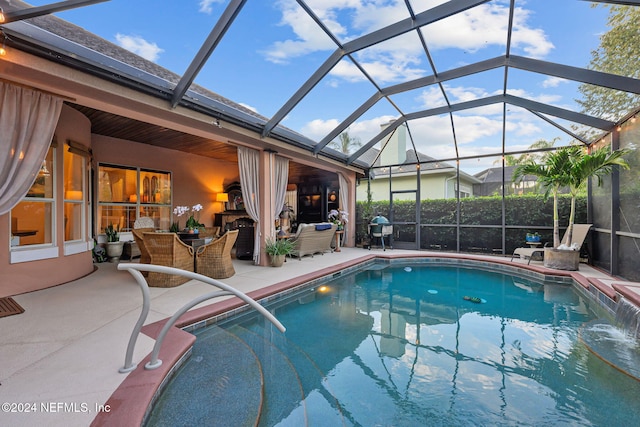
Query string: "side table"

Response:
xmin=334 ymin=230 xmax=344 ymax=252
xmin=123 ymin=241 xmax=140 ymax=260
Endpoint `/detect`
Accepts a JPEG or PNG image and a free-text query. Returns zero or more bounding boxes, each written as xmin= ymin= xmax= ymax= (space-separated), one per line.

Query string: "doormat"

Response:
xmin=0 ymin=297 xmax=25 ymax=318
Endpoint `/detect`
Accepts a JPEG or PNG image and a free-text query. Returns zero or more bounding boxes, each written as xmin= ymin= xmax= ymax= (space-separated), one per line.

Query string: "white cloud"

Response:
xmin=262 ymin=0 xmax=337 ymax=64
xmin=541 ymin=76 xmax=567 ymax=88
xmin=301 ymin=118 xmax=341 ymax=140
xmin=115 ymin=34 xmax=163 ymax=62
xmin=423 ymin=4 xmax=553 ymax=58
xmin=199 ymin=0 xmax=224 ymax=14
xmin=265 ymin=1 xmax=554 ymax=81
xmin=506 ymin=88 xmax=563 ymax=105
xmin=329 ymin=57 xmax=426 ymax=84
xmin=238 ymin=103 xmax=259 ymax=114
xmin=301 ymin=115 xmax=396 ymax=143
xmin=417 ymin=86 xmax=448 ymax=109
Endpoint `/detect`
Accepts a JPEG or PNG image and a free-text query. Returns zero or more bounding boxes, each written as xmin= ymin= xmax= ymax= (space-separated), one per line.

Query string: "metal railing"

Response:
xmin=117 ymin=263 xmax=286 ymax=373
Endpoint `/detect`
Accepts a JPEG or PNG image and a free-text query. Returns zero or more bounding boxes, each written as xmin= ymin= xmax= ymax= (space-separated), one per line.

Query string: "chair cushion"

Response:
xmin=315 ymin=223 xmax=332 ymax=231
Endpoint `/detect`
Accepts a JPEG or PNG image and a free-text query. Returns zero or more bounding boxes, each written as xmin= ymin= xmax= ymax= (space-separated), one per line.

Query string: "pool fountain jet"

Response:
xmin=579 ymin=298 xmax=640 ymax=380
xmin=615 ymin=298 xmax=640 ymax=339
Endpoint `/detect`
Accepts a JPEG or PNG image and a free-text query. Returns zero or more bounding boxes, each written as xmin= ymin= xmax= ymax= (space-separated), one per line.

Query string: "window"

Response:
xmin=63 ymin=144 xmax=86 ymax=243
xmin=10 ymin=147 xmax=55 ymax=249
xmin=97 ymin=164 xmax=171 ymax=233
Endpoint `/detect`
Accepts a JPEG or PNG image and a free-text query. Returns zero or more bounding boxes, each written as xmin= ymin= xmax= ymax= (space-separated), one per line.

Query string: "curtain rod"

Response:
xmin=0 ymin=78 xmax=76 ymax=102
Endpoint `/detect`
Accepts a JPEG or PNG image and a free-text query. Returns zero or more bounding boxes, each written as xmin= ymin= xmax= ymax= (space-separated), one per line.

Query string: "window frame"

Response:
xmin=10 ymin=147 xmax=58 ymax=263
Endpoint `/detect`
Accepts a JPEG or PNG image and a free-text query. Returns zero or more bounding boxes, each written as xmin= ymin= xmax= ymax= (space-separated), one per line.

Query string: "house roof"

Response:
xmin=1 ymin=0 xmax=639 ymax=173
xmin=474 ymin=166 xmax=537 ymax=184
xmin=368 ymin=148 xmax=481 ymax=184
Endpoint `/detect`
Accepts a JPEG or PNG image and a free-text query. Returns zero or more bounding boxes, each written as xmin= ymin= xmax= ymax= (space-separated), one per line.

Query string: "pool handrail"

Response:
xmin=116 ymin=263 xmax=286 ymax=373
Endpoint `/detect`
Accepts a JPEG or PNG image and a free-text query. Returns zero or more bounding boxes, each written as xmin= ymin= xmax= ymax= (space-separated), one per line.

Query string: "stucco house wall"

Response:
xmin=357 ymin=170 xmax=476 ymax=202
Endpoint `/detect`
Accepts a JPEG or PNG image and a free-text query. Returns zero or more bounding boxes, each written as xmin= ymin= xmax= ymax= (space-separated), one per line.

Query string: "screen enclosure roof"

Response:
xmin=1 ymin=0 xmax=639 ymax=176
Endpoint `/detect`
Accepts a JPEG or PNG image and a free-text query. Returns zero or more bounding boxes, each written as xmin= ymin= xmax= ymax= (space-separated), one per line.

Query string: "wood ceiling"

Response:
xmin=69 ymin=104 xmax=338 ymax=184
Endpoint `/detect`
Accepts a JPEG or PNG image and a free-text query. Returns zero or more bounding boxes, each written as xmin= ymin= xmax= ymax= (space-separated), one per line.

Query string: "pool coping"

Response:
xmin=90 ymin=252 xmax=628 ymax=426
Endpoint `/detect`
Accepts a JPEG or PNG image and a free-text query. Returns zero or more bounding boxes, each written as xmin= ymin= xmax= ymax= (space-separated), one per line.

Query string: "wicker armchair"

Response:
xmin=199 ymin=226 xmax=220 ymax=240
xmin=134 ymin=216 xmax=155 ymax=229
xmin=131 ymin=227 xmax=154 ymax=272
xmin=143 ymin=232 xmax=195 ymax=287
xmin=195 ymin=230 xmax=239 ymax=279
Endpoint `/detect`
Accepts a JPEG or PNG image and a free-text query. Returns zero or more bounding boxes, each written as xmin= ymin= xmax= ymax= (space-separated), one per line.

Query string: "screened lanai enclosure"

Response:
xmin=1 ymin=0 xmax=639 ymax=279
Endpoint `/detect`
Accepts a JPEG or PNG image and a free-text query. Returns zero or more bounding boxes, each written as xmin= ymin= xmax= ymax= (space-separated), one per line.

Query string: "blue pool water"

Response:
xmin=146 ymin=262 xmax=640 ymax=426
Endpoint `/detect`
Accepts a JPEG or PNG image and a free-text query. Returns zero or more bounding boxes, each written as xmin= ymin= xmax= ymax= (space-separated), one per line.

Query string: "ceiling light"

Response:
xmin=631 ymin=115 xmax=637 ymax=123
xmin=0 ymin=8 xmax=6 ymax=24
xmin=0 ymin=31 xmax=6 ymax=56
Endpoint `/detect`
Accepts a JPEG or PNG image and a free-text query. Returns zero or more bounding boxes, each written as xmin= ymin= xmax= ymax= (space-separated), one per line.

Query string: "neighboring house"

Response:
xmin=474 ymin=166 xmax=539 ymax=196
xmin=356 ymin=122 xmax=480 ymax=202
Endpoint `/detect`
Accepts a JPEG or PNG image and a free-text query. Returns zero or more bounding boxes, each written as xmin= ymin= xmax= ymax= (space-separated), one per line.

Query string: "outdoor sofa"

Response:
xmin=289 ymin=222 xmax=337 ymax=260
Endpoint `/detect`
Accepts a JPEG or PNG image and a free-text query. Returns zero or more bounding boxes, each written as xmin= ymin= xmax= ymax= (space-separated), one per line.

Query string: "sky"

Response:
xmin=26 ymin=0 xmax=617 ymax=174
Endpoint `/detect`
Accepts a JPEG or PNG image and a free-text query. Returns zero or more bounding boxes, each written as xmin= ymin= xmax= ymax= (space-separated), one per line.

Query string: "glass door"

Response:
xmin=390 ymin=189 xmax=419 ymax=249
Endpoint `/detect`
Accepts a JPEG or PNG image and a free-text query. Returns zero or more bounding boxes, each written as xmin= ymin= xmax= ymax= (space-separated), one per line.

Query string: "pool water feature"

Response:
xmin=146 ymin=262 xmax=640 ymax=426
xmin=579 ymin=299 xmax=640 ymax=380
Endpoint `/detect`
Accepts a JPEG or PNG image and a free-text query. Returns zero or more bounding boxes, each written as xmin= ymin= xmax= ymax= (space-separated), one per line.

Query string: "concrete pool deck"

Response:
xmin=1 ymin=248 xmax=639 ymax=426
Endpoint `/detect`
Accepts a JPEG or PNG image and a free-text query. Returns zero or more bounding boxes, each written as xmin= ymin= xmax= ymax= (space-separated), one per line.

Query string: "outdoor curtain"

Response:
xmin=0 ymin=81 xmax=63 ymax=215
xmin=338 ymin=172 xmax=349 ymax=245
xmin=272 ymin=155 xmax=289 ymax=223
xmin=237 ymin=146 xmax=261 ymax=264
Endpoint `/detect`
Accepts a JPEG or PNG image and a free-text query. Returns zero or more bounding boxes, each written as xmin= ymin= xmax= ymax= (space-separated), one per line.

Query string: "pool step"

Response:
xmin=242 ymin=323 xmax=347 ymax=426
xmin=229 ymin=325 xmax=308 ymax=426
xmin=145 ymin=326 xmax=263 ymax=426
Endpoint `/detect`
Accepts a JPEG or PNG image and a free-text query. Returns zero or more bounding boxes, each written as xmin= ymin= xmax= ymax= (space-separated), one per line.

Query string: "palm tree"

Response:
xmin=514 ymin=145 xmax=630 ymax=248
xmin=331 ymin=130 xmax=361 ymax=154
xmin=513 ymin=148 xmax=574 ymax=248
xmin=493 ymin=137 xmax=559 ymax=166
xmin=564 ymin=146 xmax=629 ymax=244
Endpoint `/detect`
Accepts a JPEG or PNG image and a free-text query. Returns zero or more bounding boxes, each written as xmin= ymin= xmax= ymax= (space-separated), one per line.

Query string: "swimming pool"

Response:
xmin=145 ymin=260 xmax=640 ymax=426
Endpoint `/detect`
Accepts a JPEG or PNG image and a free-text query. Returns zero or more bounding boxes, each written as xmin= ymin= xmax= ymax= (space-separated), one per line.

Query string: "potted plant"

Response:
xmin=174 ymin=204 xmax=204 ymax=233
xmin=265 ymin=237 xmax=294 ymax=267
xmin=104 ymin=223 xmax=124 ymax=262
xmin=525 ymin=232 xmax=541 ymax=243
xmin=514 ymin=145 xmax=629 ymax=270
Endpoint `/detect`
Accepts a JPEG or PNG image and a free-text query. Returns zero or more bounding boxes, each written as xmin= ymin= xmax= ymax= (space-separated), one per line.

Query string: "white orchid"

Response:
xmin=328 ymin=209 xmax=348 ymax=225
xmin=173 ymin=204 xmax=204 ymax=230
xmin=173 ymin=206 xmax=190 ymax=216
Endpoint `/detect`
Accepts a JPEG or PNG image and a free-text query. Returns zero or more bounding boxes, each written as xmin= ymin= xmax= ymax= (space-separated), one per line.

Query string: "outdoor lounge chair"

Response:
xmin=289 ymin=223 xmax=337 ymax=260
xmin=143 ymin=232 xmax=195 ymax=287
xmin=510 ymin=224 xmax=592 ymax=264
xmin=195 ymin=230 xmax=238 ymax=279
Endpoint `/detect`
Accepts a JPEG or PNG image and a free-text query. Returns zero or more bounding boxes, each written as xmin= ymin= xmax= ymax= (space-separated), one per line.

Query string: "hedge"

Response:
xmin=355 ymin=194 xmax=587 ymax=253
